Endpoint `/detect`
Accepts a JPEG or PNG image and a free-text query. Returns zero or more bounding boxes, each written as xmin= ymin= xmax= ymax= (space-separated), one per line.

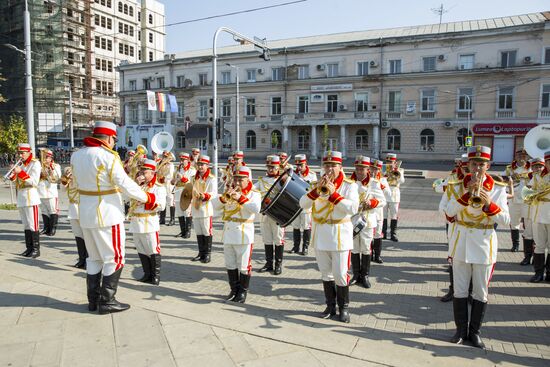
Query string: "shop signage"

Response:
xmin=473 ymin=123 xmax=538 ymax=135
xmin=311 ymin=84 xmax=353 ymax=92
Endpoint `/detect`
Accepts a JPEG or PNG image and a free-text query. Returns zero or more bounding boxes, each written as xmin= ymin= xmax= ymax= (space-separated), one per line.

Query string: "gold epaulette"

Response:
xmin=208 ymin=173 xmax=215 ymax=179
xmin=343 ymin=177 xmax=354 ymax=184
xmin=100 ymin=145 xmax=119 ymax=157
xmin=446 ymin=179 xmax=462 ymax=186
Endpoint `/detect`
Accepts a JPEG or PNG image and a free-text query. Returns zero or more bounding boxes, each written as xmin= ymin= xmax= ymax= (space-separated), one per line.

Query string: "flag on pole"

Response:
xmin=146 ymin=90 xmax=157 ymax=111
xmin=157 ymin=92 xmax=166 ymax=112
xmin=168 ymin=94 xmax=178 ymax=113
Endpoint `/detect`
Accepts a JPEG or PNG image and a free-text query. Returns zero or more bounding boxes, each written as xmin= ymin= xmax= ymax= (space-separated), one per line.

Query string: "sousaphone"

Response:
xmin=524 ymin=125 xmax=550 ymax=159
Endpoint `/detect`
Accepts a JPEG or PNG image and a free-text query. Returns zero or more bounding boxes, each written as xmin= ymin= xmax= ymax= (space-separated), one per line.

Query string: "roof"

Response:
xmin=173 ymin=11 xmax=550 ymax=60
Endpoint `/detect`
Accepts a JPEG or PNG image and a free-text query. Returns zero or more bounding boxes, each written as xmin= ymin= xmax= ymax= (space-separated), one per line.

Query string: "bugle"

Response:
xmin=2 ymin=158 xmax=23 ymax=182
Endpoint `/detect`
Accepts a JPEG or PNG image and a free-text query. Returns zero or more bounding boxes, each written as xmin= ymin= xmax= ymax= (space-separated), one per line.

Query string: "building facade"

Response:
xmin=0 ymin=0 xmax=165 ymax=147
xmin=118 ymin=11 xmax=550 ymax=163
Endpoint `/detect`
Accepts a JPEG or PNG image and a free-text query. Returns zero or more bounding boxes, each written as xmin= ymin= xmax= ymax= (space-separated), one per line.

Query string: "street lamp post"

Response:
xmin=23 ymin=0 xmax=35 ymax=153
xmin=226 ymin=63 xmax=240 ymax=151
xmin=58 ymin=81 xmax=74 ymax=148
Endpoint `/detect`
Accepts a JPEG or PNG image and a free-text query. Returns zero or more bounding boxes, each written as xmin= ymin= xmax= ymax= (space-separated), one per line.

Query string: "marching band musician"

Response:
xmin=529 ymin=152 xmax=550 ymax=283
xmin=520 ymin=158 xmax=544 ymax=266
xmin=444 ymin=145 xmax=510 ymax=348
xmin=71 ymin=121 xmax=157 ymax=315
xmin=60 ymin=166 xmax=88 ymax=268
xmin=369 ymin=159 xmax=391 ymax=264
xmin=502 ymin=149 xmax=531 ymax=252
xmin=123 ymin=150 xmax=135 ymax=174
xmin=212 ymin=166 xmax=260 ymax=303
xmin=299 ymin=150 xmax=358 ymax=323
xmin=232 ymin=150 xmax=246 ymax=171
xmin=173 ymin=152 xmax=196 ymax=238
xmin=157 ymin=151 xmax=176 ymax=226
xmin=255 ymin=155 xmax=285 ymax=275
xmin=221 ymin=156 xmax=235 ymax=185
xmin=289 ymin=154 xmax=317 ymax=255
xmin=9 ymin=143 xmax=42 ymax=258
xmin=128 ymin=159 xmax=166 ymax=285
xmin=383 ymin=153 xmax=404 ymax=242
xmin=191 ymin=148 xmax=201 ymax=167
xmin=278 ymin=152 xmax=293 ymax=171
xmin=37 ymin=149 xmax=61 ymax=236
xmin=350 ymin=156 xmax=385 ymax=289
xmin=190 ymin=155 xmax=217 ymax=263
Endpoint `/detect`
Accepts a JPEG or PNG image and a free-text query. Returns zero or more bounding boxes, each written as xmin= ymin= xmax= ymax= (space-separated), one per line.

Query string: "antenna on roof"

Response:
xmin=431 ymin=3 xmax=449 ymax=25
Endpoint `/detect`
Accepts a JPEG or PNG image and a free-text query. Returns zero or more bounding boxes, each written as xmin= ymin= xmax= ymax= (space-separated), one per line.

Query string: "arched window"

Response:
xmin=148 ymin=14 xmax=153 ymax=24
xmin=387 ymin=128 xmax=401 ymax=151
xmin=118 ymin=2 xmax=122 ymax=12
xmin=355 ymin=129 xmax=369 ymax=150
xmin=298 ymin=129 xmax=310 ymax=151
xmin=420 ymin=128 xmax=435 ymax=151
xmin=123 ymin=4 xmax=128 ymax=14
xmin=456 ymin=128 xmax=473 ymax=151
xmin=223 ymin=129 xmax=232 ymax=150
xmin=271 ymin=130 xmax=282 ymax=149
xmin=246 ymin=130 xmax=256 ymax=150
xmin=176 ymin=131 xmax=186 ymax=149
xmin=128 ymin=6 xmax=133 ymax=16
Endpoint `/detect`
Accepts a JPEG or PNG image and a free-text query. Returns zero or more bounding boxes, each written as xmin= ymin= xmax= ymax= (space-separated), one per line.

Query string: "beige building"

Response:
xmin=118 ymin=11 xmax=550 ymax=163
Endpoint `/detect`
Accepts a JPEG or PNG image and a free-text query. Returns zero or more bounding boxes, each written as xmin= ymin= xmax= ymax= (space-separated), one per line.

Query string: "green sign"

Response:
xmin=465 ymin=136 xmax=473 ymax=147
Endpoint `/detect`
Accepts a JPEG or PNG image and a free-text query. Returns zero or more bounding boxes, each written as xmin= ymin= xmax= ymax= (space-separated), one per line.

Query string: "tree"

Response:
xmin=322 ymin=123 xmax=329 ymax=152
xmin=271 ymin=130 xmax=279 ymax=149
xmin=0 ymin=71 xmax=6 ymax=104
xmin=0 ymin=115 xmax=28 ymax=153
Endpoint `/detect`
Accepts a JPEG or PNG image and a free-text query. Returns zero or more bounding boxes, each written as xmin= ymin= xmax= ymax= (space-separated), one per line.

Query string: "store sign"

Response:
xmin=473 ymin=123 xmax=538 ymax=135
xmin=311 ymin=84 xmax=353 ymax=92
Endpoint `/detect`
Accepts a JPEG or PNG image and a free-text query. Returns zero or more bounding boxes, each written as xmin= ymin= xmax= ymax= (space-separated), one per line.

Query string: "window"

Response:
xmin=138 ymin=11 xmax=140 ymax=21
xmin=199 ymin=73 xmax=208 ymax=86
xmin=459 ymin=54 xmax=475 ymax=70
xmin=272 ymin=67 xmax=284 ymax=81
xmin=246 ymin=98 xmax=255 ymax=116
xmin=118 ymin=2 xmax=122 ymax=12
xmin=355 ymin=93 xmax=368 ymax=112
xmin=357 ymin=61 xmax=369 ymax=76
xmin=545 ymin=48 xmax=550 ymax=64
xmin=157 ymin=77 xmax=165 ymax=89
xmin=246 ymin=69 xmax=256 ymax=82
xmin=542 ymin=85 xmax=550 ymax=109
xmin=176 ymin=75 xmax=185 ymax=88
xmin=107 ymin=18 xmax=112 ymax=29
xmin=129 ymin=103 xmax=138 ymax=121
xmin=458 ymin=88 xmax=473 ymax=110
xmin=107 ymin=60 xmax=113 ymax=72
xmin=389 ymin=59 xmax=402 ymax=74
xmin=271 ymin=130 xmax=282 ymax=149
xmin=129 ymin=80 xmax=136 ymax=91
xmin=298 ymin=129 xmax=310 ymax=150
xmin=149 ymin=14 xmax=153 ymax=24
xmin=149 ymin=33 xmax=153 ymax=43
xmin=498 ymin=86 xmax=514 ymax=110
xmin=199 ymin=100 xmax=208 ymax=117
xmin=298 ymin=65 xmax=309 ymax=79
xmin=423 ymin=56 xmax=436 ymax=72
xmin=246 ymin=130 xmax=256 ymax=150
xmin=129 ymin=6 xmax=133 ymax=16
xmin=149 ymin=52 xmax=153 ymax=62
xmin=298 ymin=96 xmax=309 ymax=113
xmin=95 ymin=36 xmax=100 ymax=48
xmin=221 ymin=71 xmax=231 ymax=84
xmin=387 ymin=129 xmax=401 ymax=151
xmin=123 ymin=4 xmax=128 ymax=14
xmin=271 ymin=97 xmax=282 ymax=115
xmin=388 ymin=91 xmax=401 ymax=112
xmin=177 ymin=103 xmax=185 ymax=118
xmin=456 ymin=128 xmax=472 ymax=151
xmin=176 ymin=132 xmax=186 ymax=149
xmin=143 ymin=78 xmax=150 ymax=90
xmin=420 ymin=129 xmax=435 ymax=151
xmin=501 ymin=50 xmax=517 ymax=68
xmin=221 ymin=98 xmax=231 ymax=117
xmin=355 ymin=129 xmax=368 ymax=150
xmin=119 ymin=22 xmax=123 ymax=33
xmin=67 ymin=52 xmax=74 ymax=65
xmin=327 ymin=63 xmax=339 ymax=77
xmin=67 ymin=27 xmax=74 ymax=41
xmin=421 ymin=89 xmax=435 ymax=111
xmin=327 ymin=95 xmax=338 ymax=113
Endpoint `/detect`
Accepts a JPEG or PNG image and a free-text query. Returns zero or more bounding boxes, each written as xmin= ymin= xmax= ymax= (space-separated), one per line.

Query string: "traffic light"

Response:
xmin=216 ymin=118 xmax=223 ymax=140
xmin=208 ymin=98 xmax=214 ymax=125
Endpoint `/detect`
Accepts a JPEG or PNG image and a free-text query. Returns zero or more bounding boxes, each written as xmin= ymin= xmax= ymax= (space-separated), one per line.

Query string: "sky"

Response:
xmin=159 ymin=0 xmax=550 ymax=53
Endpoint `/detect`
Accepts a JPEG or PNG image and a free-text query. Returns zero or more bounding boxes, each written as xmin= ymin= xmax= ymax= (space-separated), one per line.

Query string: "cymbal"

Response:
xmin=179 ymin=182 xmax=194 ymax=211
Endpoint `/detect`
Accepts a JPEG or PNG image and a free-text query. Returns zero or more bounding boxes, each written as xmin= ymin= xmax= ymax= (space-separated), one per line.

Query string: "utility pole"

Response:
xmin=24 ymin=0 xmax=35 ymax=153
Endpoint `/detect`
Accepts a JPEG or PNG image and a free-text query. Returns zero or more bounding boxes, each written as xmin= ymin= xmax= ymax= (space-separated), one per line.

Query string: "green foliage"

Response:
xmin=271 ymin=130 xmax=279 ymax=148
xmin=0 ymin=203 xmax=17 ymax=210
xmin=322 ymin=123 xmax=329 ymax=151
xmin=0 ymin=115 xmax=28 ymax=154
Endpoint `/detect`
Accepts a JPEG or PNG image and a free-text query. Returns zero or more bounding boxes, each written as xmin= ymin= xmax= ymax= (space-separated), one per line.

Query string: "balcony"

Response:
xmin=420 ymin=111 xmax=436 ymax=119
xmin=245 ymin=116 xmax=256 ymax=122
xmin=282 ymin=111 xmax=380 ymax=126
xmin=496 ymin=110 xmax=514 ymax=118
xmin=386 ymin=112 xmax=401 ymax=119
xmin=198 ymin=117 xmax=207 ymax=123
xmin=324 ymin=112 xmax=335 ymax=119
xmin=456 ymin=111 xmax=472 ymax=119
xmin=270 ymin=115 xmax=282 ymax=121
xmin=539 ymin=109 xmax=550 ymax=118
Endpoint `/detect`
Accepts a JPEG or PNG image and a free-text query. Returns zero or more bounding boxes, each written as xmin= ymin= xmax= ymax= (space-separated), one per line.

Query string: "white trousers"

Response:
xmin=194 ymin=216 xmax=213 ymax=236
xmin=224 ymin=243 xmax=253 ymax=274
xmin=40 ymin=197 xmax=58 ymax=215
xmin=453 ymin=259 xmax=495 ymax=303
xmin=533 ymin=222 xmax=550 ymax=254
xmin=385 ymin=202 xmax=399 ymax=220
xmin=82 ymin=223 xmax=126 ymax=276
xmin=292 ymin=211 xmax=312 ymax=231
xmin=19 ymin=205 xmax=39 ymax=231
xmin=261 ymin=217 xmax=285 ymax=246
xmin=373 ymin=219 xmax=384 ymax=239
xmin=70 ymin=219 xmax=83 ymax=238
xmin=316 ymin=249 xmax=351 ymax=286
xmin=523 ymin=219 xmax=533 ymax=240
xmin=166 ymin=185 xmax=175 ymax=207
xmin=134 ymin=231 xmax=160 ymax=255
xmin=508 ymin=203 xmax=522 ymax=230
xmin=352 ymin=226 xmax=374 ymax=255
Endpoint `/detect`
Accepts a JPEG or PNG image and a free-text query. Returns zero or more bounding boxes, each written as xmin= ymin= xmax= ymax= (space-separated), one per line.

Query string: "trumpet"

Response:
xmin=469 ymin=170 xmax=484 ymax=208
xmin=2 ymin=158 xmax=23 ymax=182
xmin=128 ymin=144 xmax=147 ymax=179
xmin=318 ymin=171 xmax=335 ymax=197
xmin=60 ymin=167 xmax=72 ymax=186
xmin=222 ymin=184 xmax=241 ymax=202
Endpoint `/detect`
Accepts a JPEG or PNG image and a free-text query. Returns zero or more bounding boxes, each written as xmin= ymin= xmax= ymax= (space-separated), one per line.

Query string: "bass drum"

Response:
xmin=351 ymin=213 xmax=367 ymax=239
xmin=260 ymin=168 xmax=310 ymax=227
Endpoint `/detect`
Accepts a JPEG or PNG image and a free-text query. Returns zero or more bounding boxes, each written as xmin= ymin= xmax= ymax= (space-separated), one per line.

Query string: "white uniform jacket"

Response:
xmin=445 ymin=174 xmax=510 ymax=265
xmin=297 ymin=167 xmax=317 ymax=214
xmin=70 ymin=137 xmax=155 ymax=229
xmin=158 ymin=162 xmax=175 ymax=192
xmin=299 ymin=172 xmax=359 ymax=251
xmin=173 ymin=163 xmax=197 ymax=202
xmin=129 ymin=175 xmax=166 ymax=233
xmin=385 ymin=168 xmax=405 ymax=203
xmin=37 ymin=162 xmax=61 ymax=199
xmin=190 ymin=169 xmax=217 ymax=218
xmin=253 ymin=174 xmax=278 ymax=222
xmin=60 ymin=176 xmax=79 ymax=220
xmin=212 ymin=182 xmax=261 ymax=245
xmin=374 ymin=175 xmax=392 ymax=219
xmin=351 ymin=173 xmax=386 ymax=228
xmin=10 ymin=155 xmax=41 ymax=208
xmin=529 ymin=169 xmax=550 ymax=224
xmin=503 ymin=162 xmax=531 ymax=205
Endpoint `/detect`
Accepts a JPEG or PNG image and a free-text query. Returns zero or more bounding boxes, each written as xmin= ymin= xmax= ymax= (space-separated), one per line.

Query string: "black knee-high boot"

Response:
xmin=382 ymin=219 xmax=388 ymax=239
xmin=390 ymin=219 xmax=399 ymax=242
xmin=74 ymin=237 xmax=87 ymax=268
xmin=450 ymin=297 xmax=469 ymax=344
xmin=258 ymin=245 xmax=274 ymax=272
xmin=233 ymin=273 xmax=250 ymax=303
xmin=510 ymin=229 xmax=520 ymax=252
xmin=98 ymin=269 xmax=130 ymax=314
xmin=40 ymin=214 xmax=50 ymax=235
xmin=531 ymin=253 xmax=545 ymax=283
xmin=225 ymin=269 xmax=239 ymax=301
xmin=176 ymin=216 xmax=186 ymax=237
xmin=289 ymin=229 xmax=300 ymax=253
xmin=360 ymin=254 xmax=372 ymax=288
xmin=373 ymin=238 xmax=383 ymax=264
xmin=336 ymin=286 xmax=350 ymax=323
xmin=201 ymin=236 xmax=212 ymax=263
xmin=301 ymin=229 xmax=311 ymax=255
xmin=192 ymin=235 xmax=204 ymax=261
xmin=49 ymin=214 xmax=58 ymax=236
xmin=168 ymin=206 xmax=175 ymax=226
xmin=185 ymin=217 xmax=193 ymax=238
xmin=159 ymin=209 xmax=166 ymax=225
xmin=520 ymin=238 xmax=534 ymax=265
xmin=320 ymin=281 xmax=336 ymax=319
xmin=150 ymin=254 xmax=161 ymax=285
xmin=137 ymin=253 xmax=151 ymax=282
xmin=349 ymin=253 xmax=361 ymax=285
xmin=273 ymin=245 xmax=284 ymax=275
xmin=469 ymin=300 xmax=487 ymax=349
xmin=441 ymin=265 xmax=454 ymax=302
xmin=30 ymin=231 xmax=40 ymax=258
xmin=21 ymin=229 xmax=33 ymax=257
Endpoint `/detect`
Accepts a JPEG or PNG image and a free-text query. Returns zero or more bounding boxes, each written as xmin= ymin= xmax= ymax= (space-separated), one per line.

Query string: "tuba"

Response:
xmin=524 ymin=125 xmax=550 ymax=160
xmin=151 ymin=132 xmax=174 ymax=155
xmin=128 ymin=144 xmax=147 ymax=179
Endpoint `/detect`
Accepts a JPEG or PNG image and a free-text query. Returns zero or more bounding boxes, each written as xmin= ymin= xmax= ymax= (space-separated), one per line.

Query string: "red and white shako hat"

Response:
xmin=322 ymin=150 xmax=343 ymax=164
xmin=278 ymin=152 xmax=288 ymax=160
xmin=266 ymin=155 xmax=280 ymax=166
xmin=93 ymin=121 xmax=117 ymax=136
xmin=370 ymin=159 xmax=383 ymax=169
xmin=227 ymin=156 xmax=235 ymax=163
xmin=233 ymin=166 xmax=252 ymax=179
xmin=45 ymin=149 xmax=54 ymax=158
xmin=197 ymin=155 xmax=210 ymax=165
xmin=354 ymin=155 xmax=370 ymax=167
xmin=294 ymin=154 xmax=307 ymax=164
xmin=233 ymin=150 xmax=244 ymax=159
xmin=468 ymin=145 xmax=491 ymax=161
xmin=191 ymin=148 xmax=200 ymax=155
xmin=460 ymin=153 xmax=469 ymax=165
xmin=530 ymin=157 xmax=545 ymax=166
xmin=127 ymin=150 xmax=136 ymax=157
xmin=545 ymin=151 xmax=550 ymax=161
xmin=142 ymin=159 xmax=157 ymax=171
xmin=179 ymin=152 xmax=190 ymax=159
xmin=385 ymin=153 xmax=397 ymax=161
xmin=17 ymin=143 xmax=32 ymax=152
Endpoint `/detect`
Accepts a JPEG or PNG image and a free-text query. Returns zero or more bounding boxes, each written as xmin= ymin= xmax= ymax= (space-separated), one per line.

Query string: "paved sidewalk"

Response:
xmin=0 ymin=179 xmax=548 ymax=367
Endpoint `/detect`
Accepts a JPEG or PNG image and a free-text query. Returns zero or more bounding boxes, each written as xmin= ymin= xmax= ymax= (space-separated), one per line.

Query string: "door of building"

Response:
xmin=493 ymin=136 xmax=514 ymax=164
xmin=326 ymin=138 xmax=338 ymax=151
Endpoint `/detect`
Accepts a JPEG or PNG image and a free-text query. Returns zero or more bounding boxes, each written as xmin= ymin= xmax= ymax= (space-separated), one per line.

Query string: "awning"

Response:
xmin=185 ymin=124 xmax=208 ymax=139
